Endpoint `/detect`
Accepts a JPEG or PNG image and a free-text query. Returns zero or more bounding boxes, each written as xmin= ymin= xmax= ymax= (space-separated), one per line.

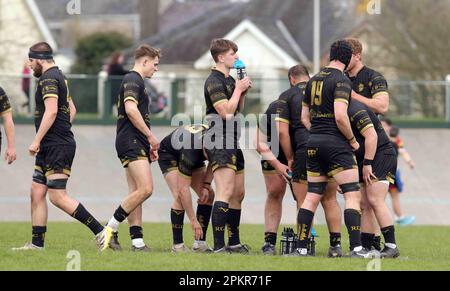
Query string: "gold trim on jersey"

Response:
xmin=328 ymin=167 xmax=345 ymax=177
xmin=165 ymin=167 xmax=178 ymax=173
xmin=212 ymin=163 xmax=237 ymax=172
xmin=360 ymin=124 xmax=374 ymax=134
xmin=275 ymin=117 xmax=290 ymax=124
xmin=43 ymin=94 xmax=58 ymax=100
xmin=213 ymin=99 xmax=228 ymax=107
xmin=124 ymin=96 xmax=138 ymax=104
xmin=0 ymin=108 xmax=12 ymax=115
xmin=226 ymin=164 xmax=238 ymax=171
xmin=121 ymin=156 xmax=149 ymax=167
xmin=307 ymin=171 xmax=322 ymax=177
xmin=372 ymin=92 xmax=389 ymax=99
xmin=334 ymin=98 xmax=349 ymax=104
xmin=178 ymin=171 xmax=192 ymax=180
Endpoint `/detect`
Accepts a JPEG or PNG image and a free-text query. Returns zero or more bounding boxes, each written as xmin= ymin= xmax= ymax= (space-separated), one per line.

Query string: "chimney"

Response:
xmin=139 ymin=0 xmax=159 ymax=40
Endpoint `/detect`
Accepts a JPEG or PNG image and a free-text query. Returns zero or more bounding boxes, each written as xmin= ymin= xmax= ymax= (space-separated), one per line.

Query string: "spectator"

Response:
xmin=108 ymin=52 xmax=128 ymax=112
xmin=381 ymin=118 xmax=416 ymax=226
xmin=22 ymin=59 xmax=31 ymax=111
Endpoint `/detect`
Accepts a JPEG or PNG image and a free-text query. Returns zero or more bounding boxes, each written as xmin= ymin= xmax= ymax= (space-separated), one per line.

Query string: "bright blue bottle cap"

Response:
xmin=233 ymin=59 xmax=246 ymax=69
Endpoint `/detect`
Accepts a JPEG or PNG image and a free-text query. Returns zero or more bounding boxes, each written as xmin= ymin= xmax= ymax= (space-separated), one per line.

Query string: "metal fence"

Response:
xmin=389 ymin=80 xmax=449 ymax=121
xmin=1 ymin=73 xmax=449 ymax=126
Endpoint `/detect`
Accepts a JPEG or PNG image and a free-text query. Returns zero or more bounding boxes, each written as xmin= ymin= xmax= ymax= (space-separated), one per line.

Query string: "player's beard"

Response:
xmin=33 ymin=62 xmax=43 ymax=78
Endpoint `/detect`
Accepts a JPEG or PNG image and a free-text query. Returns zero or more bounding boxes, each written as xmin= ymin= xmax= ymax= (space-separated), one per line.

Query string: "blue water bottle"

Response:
xmin=234 ymin=59 xmax=247 ymax=80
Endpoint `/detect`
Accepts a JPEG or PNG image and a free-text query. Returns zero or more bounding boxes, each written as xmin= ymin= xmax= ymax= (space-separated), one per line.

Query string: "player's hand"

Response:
xmin=5 ymin=146 xmax=16 ymax=164
xmin=149 ymin=149 xmax=159 ymax=162
xmin=192 ymin=220 xmax=203 ymax=241
xmin=350 ymin=140 xmax=360 ymax=151
xmin=28 ymin=140 xmax=40 ymax=156
xmin=275 ymin=163 xmax=291 ymax=181
xmin=236 ymin=77 xmax=251 ymax=93
xmin=148 ymin=135 xmax=160 ymax=151
xmin=288 ymin=159 xmax=294 ymax=172
xmin=199 ymin=186 xmax=215 ymax=205
xmin=198 ymin=187 xmax=210 ymax=204
xmin=363 ymin=165 xmax=377 ymax=185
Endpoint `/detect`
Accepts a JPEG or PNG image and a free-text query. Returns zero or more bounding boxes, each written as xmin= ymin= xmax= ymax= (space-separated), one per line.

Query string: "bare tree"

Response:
xmin=368 ymin=0 xmax=450 ymax=117
xmin=370 ymin=0 xmax=449 ymax=80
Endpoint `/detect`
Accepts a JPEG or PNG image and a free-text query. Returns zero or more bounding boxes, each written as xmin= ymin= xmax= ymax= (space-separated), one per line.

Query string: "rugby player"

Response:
xmin=294 ymin=40 xmax=373 ymax=258
xmin=381 ymin=118 xmax=416 ymax=226
xmin=158 ymin=124 xmax=214 ymax=253
xmin=346 ymin=38 xmax=389 ymax=115
xmin=100 ymin=45 xmax=161 ymax=252
xmin=203 ymin=39 xmax=251 ymax=253
xmin=13 ymin=42 xmax=106 ymax=250
xmin=257 ymin=66 xmax=342 ymax=256
xmin=346 ymin=38 xmax=390 ymax=250
xmin=257 ymin=99 xmax=293 ymax=255
xmin=348 ymin=100 xmax=400 ymax=258
xmin=0 ymin=86 xmax=16 ymax=165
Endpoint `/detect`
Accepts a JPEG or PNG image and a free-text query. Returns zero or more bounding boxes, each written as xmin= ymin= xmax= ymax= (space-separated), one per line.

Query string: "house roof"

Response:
xmin=194 ymin=19 xmax=299 ymax=70
xmin=35 ymin=0 xmax=228 ymax=29
xmin=281 ymin=0 xmax=366 ymax=59
xmin=26 ymin=0 xmax=58 ymax=50
xmin=159 ymin=0 xmax=231 ymax=34
xmin=126 ymin=1 xmax=246 ymax=65
xmin=129 ymin=0 xmax=365 ymax=65
xmin=35 ymin=0 xmax=139 ymax=20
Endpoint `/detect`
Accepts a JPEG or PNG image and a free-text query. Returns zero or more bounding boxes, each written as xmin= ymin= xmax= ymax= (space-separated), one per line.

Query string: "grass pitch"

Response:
xmin=1 ymin=222 xmax=449 ymax=271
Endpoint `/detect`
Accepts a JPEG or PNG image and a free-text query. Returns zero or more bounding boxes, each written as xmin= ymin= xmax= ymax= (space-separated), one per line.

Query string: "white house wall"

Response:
xmin=0 ymin=0 xmax=46 ymax=110
xmin=189 ymin=22 xmax=298 ymax=114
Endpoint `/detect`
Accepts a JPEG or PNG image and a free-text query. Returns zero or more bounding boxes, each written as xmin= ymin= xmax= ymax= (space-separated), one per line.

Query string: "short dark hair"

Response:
xmin=135 ymin=45 xmax=161 ymax=60
xmin=288 ymin=65 xmax=310 ymax=80
xmin=390 ymin=126 xmax=400 ymax=138
xmin=109 ymin=51 xmax=124 ymax=65
xmin=329 ymin=39 xmax=352 ymax=66
xmin=210 ymin=39 xmax=238 ymax=63
xmin=30 ymin=42 xmax=53 ymax=53
xmin=380 ymin=117 xmax=393 ymax=126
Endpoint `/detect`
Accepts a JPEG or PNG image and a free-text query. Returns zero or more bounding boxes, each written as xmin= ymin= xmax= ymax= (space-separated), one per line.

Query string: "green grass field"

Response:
xmin=1 ymin=222 xmax=449 ymax=271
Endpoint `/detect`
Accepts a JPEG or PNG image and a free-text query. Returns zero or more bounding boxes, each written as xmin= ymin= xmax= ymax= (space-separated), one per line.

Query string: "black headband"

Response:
xmin=28 ymin=50 xmax=53 ymax=60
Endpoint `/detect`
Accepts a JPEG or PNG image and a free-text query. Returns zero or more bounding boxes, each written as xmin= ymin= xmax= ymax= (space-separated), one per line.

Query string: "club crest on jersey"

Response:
xmin=358 ymin=83 xmax=365 ymax=92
